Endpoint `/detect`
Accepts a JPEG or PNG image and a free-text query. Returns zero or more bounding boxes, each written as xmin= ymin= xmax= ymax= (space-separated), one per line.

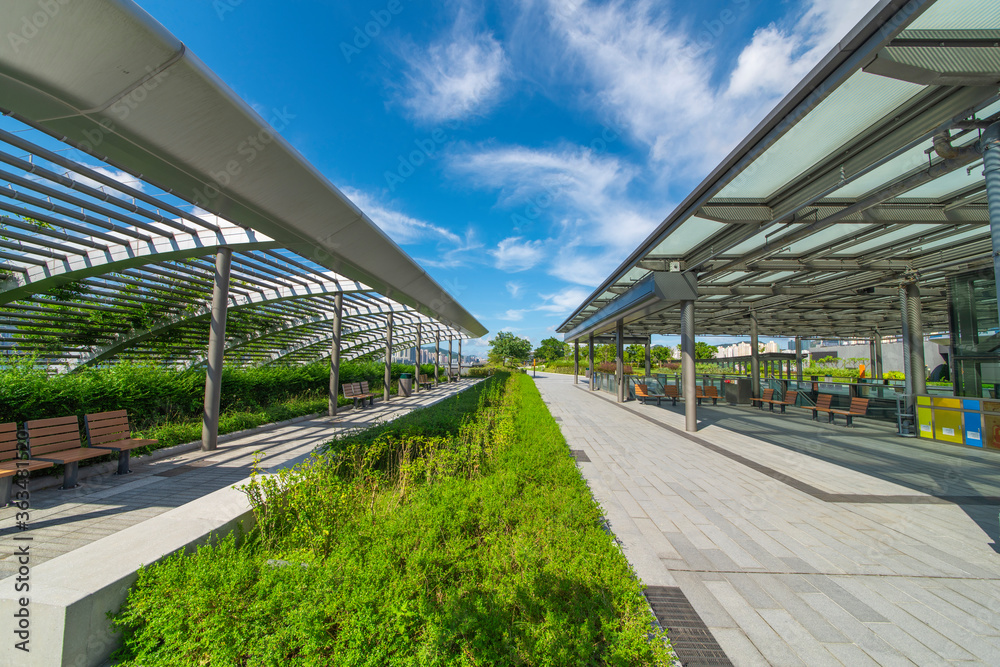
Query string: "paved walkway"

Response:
xmin=0 ymin=382 xmax=478 ymax=580
xmin=535 ymin=372 xmax=1000 ymax=666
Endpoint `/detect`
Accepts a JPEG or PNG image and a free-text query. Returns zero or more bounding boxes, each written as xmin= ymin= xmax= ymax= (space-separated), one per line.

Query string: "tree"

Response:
xmin=488 ymin=331 xmax=532 ymax=366
xmin=676 ymin=342 xmax=719 ymax=360
xmin=596 ymin=344 xmax=615 ymax=364
xmin=695 ymin=342 xmax=718 ymax=360
xmin=625 ymin=344 xmax=645 ymax=367
xmin=533 ymin=337 xmax=566 ymax=363
xmin=651 ymin=345 xmax=673 ymax=366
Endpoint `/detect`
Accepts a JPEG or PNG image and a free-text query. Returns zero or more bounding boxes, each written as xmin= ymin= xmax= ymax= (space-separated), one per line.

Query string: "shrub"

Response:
xmin=110 ymin=374 xmax=672 ymax=665
xmin=596 ymin=362 xmax=633 ymax=374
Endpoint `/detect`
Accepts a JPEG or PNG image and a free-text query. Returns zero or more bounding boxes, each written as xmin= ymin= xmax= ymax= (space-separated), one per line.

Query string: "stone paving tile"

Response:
xmin=534 ymin=372 xmax=1000 ymax=666
xmin=0 ymin=381 xmax=479 ymax=580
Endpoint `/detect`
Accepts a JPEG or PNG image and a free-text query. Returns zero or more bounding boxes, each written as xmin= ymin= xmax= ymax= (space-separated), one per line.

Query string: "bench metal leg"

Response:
xmin=62 ymin=461 xmax=79 ymax=489
xmin=0 ymin=477 xmax=12 ymax=506
xmin=116 ymin=450 xmax=132 ymax=475
xmin=811 ymin=409 xmax=817 ymax=420
xmin=846 ymin=415 xmax=853 ymax=427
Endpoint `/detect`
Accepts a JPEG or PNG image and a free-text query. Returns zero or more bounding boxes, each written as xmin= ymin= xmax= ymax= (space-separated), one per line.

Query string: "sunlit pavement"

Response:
xmin=535 ymin=371 xmax=1000 ymax=666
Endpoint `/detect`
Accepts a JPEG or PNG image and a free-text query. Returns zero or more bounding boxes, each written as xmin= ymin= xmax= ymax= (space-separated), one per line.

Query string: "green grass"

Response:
xmin=109 ymin=373 xmax=672 ymax=666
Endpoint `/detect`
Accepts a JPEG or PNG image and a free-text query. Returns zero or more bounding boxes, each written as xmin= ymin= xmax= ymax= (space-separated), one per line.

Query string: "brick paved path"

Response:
xmin=536 ymin=372 xmax=1000 ymax=666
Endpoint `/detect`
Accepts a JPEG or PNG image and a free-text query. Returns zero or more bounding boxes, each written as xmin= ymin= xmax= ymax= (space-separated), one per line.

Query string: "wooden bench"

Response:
xmin=830 ymin=397 xmax=869 ymax=426
xmin=0 ymin=422 xmax=54 ymax=505
xmin=85 ymin=410 xmax=157 ymax=475
xmin=753 ymin=388 xmax=775 ymax=410
xmin=770 ymin=390 xmax=799 ymax=414
xmin=342 ymin=382 xmax=374 ymax=409
xmin=418 ymin=374 xmax=434 ymax=389
xmin=695 ymin=386 xmax=719 ymax=405
xmin=360 ymin=381 xmax=377 ymax=402
xmin=662 ymin=385 xmax=679 ymax=406
xmin=802 ymin=394 xmax=834 ymax=422
xmin=635 ymin=383 xmax=665 ymax=405
xmin=26 ymin=415 xmax=109 ymax=489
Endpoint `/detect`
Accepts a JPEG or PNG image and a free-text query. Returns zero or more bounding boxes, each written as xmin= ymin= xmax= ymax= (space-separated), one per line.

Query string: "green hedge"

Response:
xmin=0 ymin=360 xmax=442 ymax=430
xmin=109 ymin=373 xmax=672 ymax=665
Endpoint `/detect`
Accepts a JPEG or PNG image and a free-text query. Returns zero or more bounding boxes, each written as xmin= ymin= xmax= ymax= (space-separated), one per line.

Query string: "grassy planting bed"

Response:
xmin=110 ymin=372 xmax=672 ymax=665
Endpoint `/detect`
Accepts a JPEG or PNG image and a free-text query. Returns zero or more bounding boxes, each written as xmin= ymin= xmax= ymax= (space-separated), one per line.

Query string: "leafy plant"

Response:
xmin=110 ymin=373 xmax=673 ymax=665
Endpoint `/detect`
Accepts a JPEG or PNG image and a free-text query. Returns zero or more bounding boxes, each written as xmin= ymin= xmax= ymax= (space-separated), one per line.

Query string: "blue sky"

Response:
xmin=134 ymin=0 xmax=880 ymax=357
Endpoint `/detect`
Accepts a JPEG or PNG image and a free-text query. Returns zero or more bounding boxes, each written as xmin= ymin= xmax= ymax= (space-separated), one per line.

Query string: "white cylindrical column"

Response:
xmin=384 ymin=313 xmax=393 ymax=402
xmin=750 ymin=313 xmax=760 ymax=399
xmin=201 ymin=247 xmax=232 ymax=451
xmin=328 ymin=292 xmax=343 ymax=416
xmin=681 ymin=300 xmax=697 ymax=432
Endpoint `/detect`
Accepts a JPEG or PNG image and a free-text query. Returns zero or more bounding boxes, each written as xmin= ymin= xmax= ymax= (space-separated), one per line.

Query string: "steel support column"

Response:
xmin=616 ymin=319 xmax=625 ymax=403
xmin=900 ymin=284 xmax=914 ymax=426
xmin=645 ymin=336 xmax=651 ymax=377
xmin=906 ymin=282 xmax=927 ymax=396
xmin=750 ymin=313 xmax=760 ymax=398
xmin=681 ymin=300 xmax=697 ymax=432
xmin=415 ymin=323 xmax=421 ymax=394
xmin=588 ymin=333 xmax=595 ymax=391
xmin=574 ymin=341 xmax=579 ymax=384
xmin=449 ymin=338 xmax=453 ymax=381
xmin=201 ymin=246 xmax=232 ymax=451
xmin=435 ymin=333 xmax=440 ymax=385
xmin=795 ymin=337 xmax=803 ymax=382
xmin=982 ymin=123 xmax=1000 ymax=325
xmin=458 ymin=339 xmax=462 ymax=380
xmin=874 ymin=331 xmax=884 ymax=380
xmin=384 ymin=312 xmax=393 ymax=402
xmin=328 ymin=292 xmax=343 ymax=417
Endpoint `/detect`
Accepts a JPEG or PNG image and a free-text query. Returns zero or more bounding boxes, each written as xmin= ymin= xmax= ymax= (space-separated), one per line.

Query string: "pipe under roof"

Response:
xmin=0 ymin=0 xmax=487 ymax=339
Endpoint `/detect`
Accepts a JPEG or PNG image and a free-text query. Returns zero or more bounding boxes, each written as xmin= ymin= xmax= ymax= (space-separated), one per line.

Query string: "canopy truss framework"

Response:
xmin=0 ymin=118 xmax=471 ymax=370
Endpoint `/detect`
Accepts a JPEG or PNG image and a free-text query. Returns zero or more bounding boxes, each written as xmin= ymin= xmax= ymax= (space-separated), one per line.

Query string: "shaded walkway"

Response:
xmin=0 ymin=382 xmax=479 ymax=580
xmin=535 ymin=372 xmax=1000 ymax=666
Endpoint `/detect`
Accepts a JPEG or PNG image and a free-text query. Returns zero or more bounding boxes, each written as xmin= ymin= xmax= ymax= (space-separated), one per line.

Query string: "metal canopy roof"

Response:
xmin=0 ymin=118 xmax=466 ymax=370
xmin=0 ymin=117 xmax=467 ymax=370
xmin=559 ymin=0 xmax=1000 ymax=342
xmin=0 ymin=0 xmax=486 ymax=339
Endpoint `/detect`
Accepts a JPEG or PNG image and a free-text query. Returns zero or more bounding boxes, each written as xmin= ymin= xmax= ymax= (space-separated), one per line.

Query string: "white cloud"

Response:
xmin=536 ymin=287 xmax=592 ymax=315
xmin=451 ymin=142 xmax=657 ymax=285
xmin=397 ymin=6 xmax=509 ymax=123
xmin=342 ymin=186 xmax=482 ymax=267
xmin=728 ymin=0 xmax=880 ymax=98
xmin=506 ymin=281 xmax=523 ymax=298
xmin=528 ymin=0 xmax=878 ymax=171
xmin=67 ymin=166 xmax=145 ymax=195
xmin=491 ymin=236 xmax=545 ymax=272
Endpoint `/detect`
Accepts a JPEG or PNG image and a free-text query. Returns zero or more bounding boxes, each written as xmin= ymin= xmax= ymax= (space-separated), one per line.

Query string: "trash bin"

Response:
xmin=726 ymin=378 xmax=753 ymax=405
xmin=399 ymin=373 xmax=412 ymax=397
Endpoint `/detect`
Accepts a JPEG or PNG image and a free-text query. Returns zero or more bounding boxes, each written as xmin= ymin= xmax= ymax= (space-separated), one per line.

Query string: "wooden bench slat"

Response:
xmin=90 ymin=437 xmax=157 ymax=452
xmin=23 ymin=421 xmax=80 ymax=439
xmin=86 ymin=410 xmax=128 ymax=420
xmin=0 ymin=460 xmax=53 ymax=473
xmin=25 ymin=416 xmax=80 ymax=429
xmin=34 ymin=447 xmax=110 ymax=464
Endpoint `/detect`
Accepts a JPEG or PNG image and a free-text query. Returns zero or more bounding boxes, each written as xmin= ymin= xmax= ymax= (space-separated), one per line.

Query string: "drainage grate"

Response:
xmin=553 ymin=416 xmax=563 ymax=422
xmin=645 ymin=586 xmax=732 ymax=666
xmin=569 ymin=449 xmax=591 ymax=463
xmin=155 ymin=465 xmax=194 ymax=477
